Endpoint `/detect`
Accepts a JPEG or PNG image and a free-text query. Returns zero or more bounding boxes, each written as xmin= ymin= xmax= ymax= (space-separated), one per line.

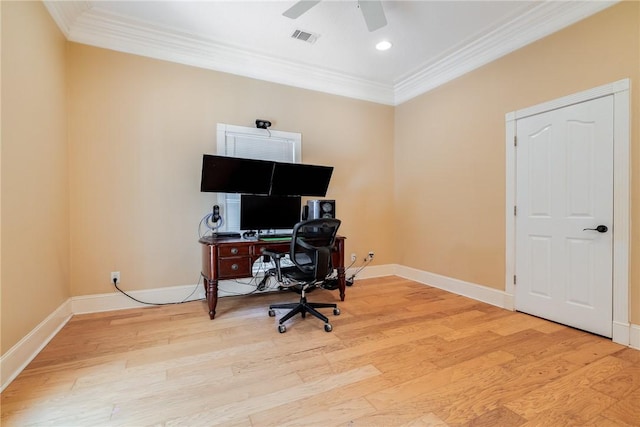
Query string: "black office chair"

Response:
xmin=264 ymin=218 xmax=341 ymax=333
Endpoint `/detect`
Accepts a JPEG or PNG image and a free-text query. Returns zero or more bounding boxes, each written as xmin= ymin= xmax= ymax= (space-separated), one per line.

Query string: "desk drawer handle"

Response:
xmin=230 ymin=247 xmax=239 ymax=255
xmin=231 ymin=263 xmax=239 ymax=271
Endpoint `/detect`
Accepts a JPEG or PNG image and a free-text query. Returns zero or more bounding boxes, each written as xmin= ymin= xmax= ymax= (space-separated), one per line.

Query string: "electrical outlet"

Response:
xmin=368 ymin=251 xmax=375 ymax=260
xmin=111 ymin=271 xmax=120 ymax=285
xmin=351 ymin=253 xmax=357 ymax=262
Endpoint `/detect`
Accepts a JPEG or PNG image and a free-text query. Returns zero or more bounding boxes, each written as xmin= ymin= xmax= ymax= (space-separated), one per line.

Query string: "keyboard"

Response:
xmin=259 ymin=233 xmax=292 ymax=239
xmin=212 ymin=232 xmax=241 ymax=239
xmin=259 ymin=233 xmax=291 ymax=239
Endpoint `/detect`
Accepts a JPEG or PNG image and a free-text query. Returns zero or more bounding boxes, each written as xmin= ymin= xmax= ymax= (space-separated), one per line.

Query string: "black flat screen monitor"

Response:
xmin=240 ymin=195 xmax=301 ymax=231
xmin=270 ymin=162 xmax=333 ymax=196
xmin=200 ymin=154 xmax=274 ymax=194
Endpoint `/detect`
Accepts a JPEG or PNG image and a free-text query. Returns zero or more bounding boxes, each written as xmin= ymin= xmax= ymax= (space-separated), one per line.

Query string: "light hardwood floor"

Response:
xmin=2 ymin=276 xmax=639 ymax=426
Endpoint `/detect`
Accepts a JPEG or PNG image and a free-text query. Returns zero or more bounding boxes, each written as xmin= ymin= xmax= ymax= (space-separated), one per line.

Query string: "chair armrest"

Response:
xmin=262 ymin=249 xmax=285 ymax=259
xmin=262 ymin=249 xmax=285 ymax=282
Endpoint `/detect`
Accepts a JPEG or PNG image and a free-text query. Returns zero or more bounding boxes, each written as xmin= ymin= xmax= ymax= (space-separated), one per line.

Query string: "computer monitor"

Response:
xmin=200 ymin=154 xmax=274 ymax=194
xmin=240 ymin=195 xmax=301 ymax=231
xmin=270 ymin=162 xmax=333 ymax=196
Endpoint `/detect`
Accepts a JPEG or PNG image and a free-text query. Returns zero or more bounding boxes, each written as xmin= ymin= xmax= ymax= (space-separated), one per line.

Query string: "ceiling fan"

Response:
xmin=283 ymin=0 xmax=388 ymax=32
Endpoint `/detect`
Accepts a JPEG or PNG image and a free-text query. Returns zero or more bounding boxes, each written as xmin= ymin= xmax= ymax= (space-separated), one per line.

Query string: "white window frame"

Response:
xmin=215 ymin=123 xmax=302 ymax=232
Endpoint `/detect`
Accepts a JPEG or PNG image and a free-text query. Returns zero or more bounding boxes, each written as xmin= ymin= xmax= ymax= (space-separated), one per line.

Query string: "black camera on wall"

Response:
xmin=255 ymin=119 xmax=271 ymax=129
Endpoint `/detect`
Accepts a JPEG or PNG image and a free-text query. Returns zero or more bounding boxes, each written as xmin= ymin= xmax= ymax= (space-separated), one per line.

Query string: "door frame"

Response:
xmin=505 ymin=79 xmax=630 ymax=345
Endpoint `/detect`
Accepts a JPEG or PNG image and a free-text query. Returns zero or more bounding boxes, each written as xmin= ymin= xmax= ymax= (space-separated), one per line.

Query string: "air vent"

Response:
xmin=291 ymin=29 xmax=318 ymax=44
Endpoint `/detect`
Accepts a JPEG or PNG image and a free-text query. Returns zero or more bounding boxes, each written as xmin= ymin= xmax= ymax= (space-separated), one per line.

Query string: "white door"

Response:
xmin=515 ymin=95 xmax=614 ymax=337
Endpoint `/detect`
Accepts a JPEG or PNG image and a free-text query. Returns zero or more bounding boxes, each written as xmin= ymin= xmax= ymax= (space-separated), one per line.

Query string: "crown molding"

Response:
xmin=44 ymin=1 xmax=616 ymax=106
xmin=393 ymin=0 xmax=617 ymax=104
xmin=45 ymin=2 xmax=395 ymax=105
xmin=42 ymin=0 xmax=91 ymax=38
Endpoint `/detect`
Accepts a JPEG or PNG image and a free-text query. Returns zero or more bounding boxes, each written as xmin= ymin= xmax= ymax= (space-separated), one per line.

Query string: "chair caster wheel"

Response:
xmin=324 ymin=323 xmax=333 ymax=332
xmin=333 ymin=308 xmax=340 ymax=316
xmin=278 ymin=325 xmax=286 ymax=333
xmin=268 ymin=309 xmax=275 ymax=317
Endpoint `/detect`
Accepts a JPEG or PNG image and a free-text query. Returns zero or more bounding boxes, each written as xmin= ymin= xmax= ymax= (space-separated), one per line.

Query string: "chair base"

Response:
xmin=269 ymin=295 xmax=339 ymax=333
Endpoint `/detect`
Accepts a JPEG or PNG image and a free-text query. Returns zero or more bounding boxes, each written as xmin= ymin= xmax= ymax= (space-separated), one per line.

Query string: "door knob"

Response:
xmin=583 ymin=225 xmax=608 ymax=233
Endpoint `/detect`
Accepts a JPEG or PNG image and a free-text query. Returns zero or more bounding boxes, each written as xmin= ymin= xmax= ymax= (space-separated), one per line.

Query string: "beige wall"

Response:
xmin=2 ymin=0 xmax=639 ymax=356
xmin=67 ymin=44 xmax=395 ymax=297
xmin=1 ymin=1 xmax=69 ymax=352
xmin=395 ymin=1 xmax=640 ymax=322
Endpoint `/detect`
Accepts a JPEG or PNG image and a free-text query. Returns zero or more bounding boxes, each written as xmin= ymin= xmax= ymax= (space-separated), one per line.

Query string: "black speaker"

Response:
xmin=307 ymin=200 xmax=336 ymax=219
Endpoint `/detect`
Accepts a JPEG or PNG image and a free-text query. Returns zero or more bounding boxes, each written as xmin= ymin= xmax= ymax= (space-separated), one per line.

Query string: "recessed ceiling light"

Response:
xmin=376 ymin=40 xmax=392 ymax=51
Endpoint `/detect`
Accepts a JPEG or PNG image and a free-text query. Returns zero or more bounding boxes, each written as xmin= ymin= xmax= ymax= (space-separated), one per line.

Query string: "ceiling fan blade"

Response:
xmin=283 ymin=0 xmax=321 ymax=19
xmin=357 ymin=0 xmax=387 ymax=32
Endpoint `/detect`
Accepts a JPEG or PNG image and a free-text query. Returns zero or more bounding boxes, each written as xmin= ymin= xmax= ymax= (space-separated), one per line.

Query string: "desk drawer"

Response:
xmin=218 ymin=245 xmax=250 ymax=257
xmin=218 ymin=257 xmax=252 ymax=278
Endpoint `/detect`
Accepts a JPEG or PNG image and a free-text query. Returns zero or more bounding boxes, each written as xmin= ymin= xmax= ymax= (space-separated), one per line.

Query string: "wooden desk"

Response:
xmin=198 ymin=236 xmax=346 ymax=319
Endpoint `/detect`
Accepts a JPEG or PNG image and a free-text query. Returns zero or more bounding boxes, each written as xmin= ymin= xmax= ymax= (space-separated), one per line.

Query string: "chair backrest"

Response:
xmin=289 ymin=218 xmax=341 ymax=281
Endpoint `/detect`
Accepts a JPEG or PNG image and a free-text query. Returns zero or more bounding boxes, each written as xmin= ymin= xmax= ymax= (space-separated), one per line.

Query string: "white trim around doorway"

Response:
xmin=505 ymin=79 xmax=631 ymax=346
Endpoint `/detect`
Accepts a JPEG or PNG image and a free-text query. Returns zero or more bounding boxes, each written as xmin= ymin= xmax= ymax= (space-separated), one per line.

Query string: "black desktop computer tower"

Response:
xmin=306 ymin=199 xmax=336 ymax=219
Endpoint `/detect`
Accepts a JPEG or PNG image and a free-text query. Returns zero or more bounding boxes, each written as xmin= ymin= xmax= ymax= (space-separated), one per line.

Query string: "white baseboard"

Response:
xmin=71 ymin=283 xmax=206 ymax=314
xmin=395 ymin=266 xmax=637 ymax=349
xmin=0 ymin=264 xmax=393 ymax=391
xmin=348 ymin=263 xmax=396 ymax=281
xmin=613 ymin=321 xmax=631 ymax=347
xmin=215 ymin=264 xmax=395 ymax=297
xmin=69 ymin=263 xmax=395 ymax=312
xmin=1 ymin=264 xmax=635 ymax=393
xmin=630 ymin=323 xmax=640 ymax=350
xmin=394 ymin=265 xmax=514 ymax=310
xmin=0 ymin=300 xmax=73 ymax=392
xmin=1 ymin=284 xmax=207 ymax=392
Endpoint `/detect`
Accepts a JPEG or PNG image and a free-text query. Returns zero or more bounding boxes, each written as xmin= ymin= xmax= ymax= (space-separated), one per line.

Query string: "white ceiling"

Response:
xmin=44 ymin=1 xmax=615 ymax=105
